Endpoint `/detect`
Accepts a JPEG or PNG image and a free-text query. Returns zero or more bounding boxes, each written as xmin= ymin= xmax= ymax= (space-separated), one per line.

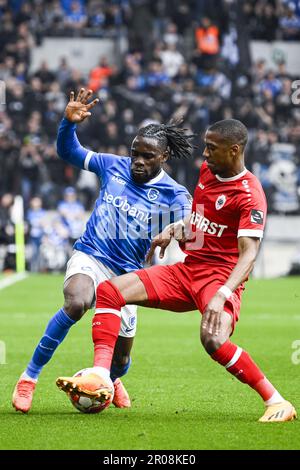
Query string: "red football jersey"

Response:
xmin=184 ymin=161 xmax=267 ymax=267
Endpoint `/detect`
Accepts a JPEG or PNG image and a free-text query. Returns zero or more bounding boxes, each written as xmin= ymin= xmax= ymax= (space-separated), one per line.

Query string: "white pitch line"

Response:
xmin=0 ymin=272 xmax=28 ymax=291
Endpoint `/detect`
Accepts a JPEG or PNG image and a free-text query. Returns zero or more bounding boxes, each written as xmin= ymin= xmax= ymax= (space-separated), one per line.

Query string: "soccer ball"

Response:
xmin=68 ymin=368 xmax=114 ymax=414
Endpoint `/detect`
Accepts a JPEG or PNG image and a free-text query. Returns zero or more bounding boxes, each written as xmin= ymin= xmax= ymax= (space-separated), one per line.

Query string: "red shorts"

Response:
xmin=135 ymin=261 xmax=244 ymax=329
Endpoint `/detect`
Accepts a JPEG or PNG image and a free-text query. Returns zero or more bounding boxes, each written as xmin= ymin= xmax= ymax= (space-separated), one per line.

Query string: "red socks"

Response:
xmin=92 ymin=281 xmax=125 ymax=369
xmin=211 ymin=340 xmax=276 ymax=401
xmin=94 ymin=281 xmax=277 ymax=403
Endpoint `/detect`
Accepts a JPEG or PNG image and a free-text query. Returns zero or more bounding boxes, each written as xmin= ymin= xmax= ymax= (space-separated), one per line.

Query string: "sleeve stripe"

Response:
xmin=238 ymin=229 xmax=264 ymax=239
xmin=84 ymin=150 xmax=94 ymax=170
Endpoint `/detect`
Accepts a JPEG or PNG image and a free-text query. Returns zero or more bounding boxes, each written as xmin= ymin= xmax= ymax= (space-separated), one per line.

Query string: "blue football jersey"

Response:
xmin=74 ymin=150 xmax=192 ymax=274
xmin=57 ymin=119 xmax=192 ymax=274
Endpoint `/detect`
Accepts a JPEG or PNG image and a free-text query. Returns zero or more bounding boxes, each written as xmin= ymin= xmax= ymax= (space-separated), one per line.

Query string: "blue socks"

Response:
xmin=110 ymin=357 xmax=131 ymax=383
xmin=25 ymin=308 xmax=75 ymax=380
xmin=25 ymin=308 xmax=131 ymax=383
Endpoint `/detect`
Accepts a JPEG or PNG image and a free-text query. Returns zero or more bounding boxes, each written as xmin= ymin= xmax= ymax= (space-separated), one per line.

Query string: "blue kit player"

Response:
xmin=12 ymin=88 xmax=193 ymax=413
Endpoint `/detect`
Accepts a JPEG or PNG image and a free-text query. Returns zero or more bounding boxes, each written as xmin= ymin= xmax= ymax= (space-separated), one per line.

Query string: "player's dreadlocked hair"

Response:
xmin=137 ymin=120 xmax=196 ymax=159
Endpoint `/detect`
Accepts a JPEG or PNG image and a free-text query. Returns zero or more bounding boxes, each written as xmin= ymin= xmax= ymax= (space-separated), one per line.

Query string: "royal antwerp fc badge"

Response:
xmin=215 ymin=195 xmax=226 ymax=210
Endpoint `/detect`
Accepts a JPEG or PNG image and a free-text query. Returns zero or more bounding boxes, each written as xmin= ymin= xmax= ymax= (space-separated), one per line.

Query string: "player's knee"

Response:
xmin=200 ymin=331 xmax=224 ymax=355
xmin=96 ymin=280 xmax=125 ymax=309
xmin=63 ymin=295 xmax=89 ymax=321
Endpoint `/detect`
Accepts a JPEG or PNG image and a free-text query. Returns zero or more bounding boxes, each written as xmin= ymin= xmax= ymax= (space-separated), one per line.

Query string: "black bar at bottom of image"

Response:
xmin=0 ymin=449 xmax=299 ymax=465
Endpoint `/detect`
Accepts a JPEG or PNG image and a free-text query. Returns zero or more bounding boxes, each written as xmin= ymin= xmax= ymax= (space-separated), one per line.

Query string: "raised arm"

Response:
xmin=56 ymin=88 xmax=99 ymax=169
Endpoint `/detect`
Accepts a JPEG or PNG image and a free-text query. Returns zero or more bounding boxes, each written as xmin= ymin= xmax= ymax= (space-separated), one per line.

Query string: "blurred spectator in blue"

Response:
xmin=147 ymin=58 xmax=170 ymax=88
xmin=88 ymin=0 xmax=105 ymax=28
xmin=60 ymin=0 xmax=85 ymax=14
xmin=27 ymin=196 xmax=47 ymax=272
xmin=105 ymin=3 xmax=123 ymax=29
xmin=279 ymin=3 xmax=300 ymax=39
xmin=40 ymin=216 xmax=70 ymax=272
xmin=196 ymin=67 xmax=232 ymax=100
xmin=57 ymin=187 xmax=85 ymax=243
xmin=259 ymin=70 xmax=282 ymax=99
xmin=10 ymin=0 xmax=25 ymax=14
xmin=64 ymin=0 xmax=87 ymax=31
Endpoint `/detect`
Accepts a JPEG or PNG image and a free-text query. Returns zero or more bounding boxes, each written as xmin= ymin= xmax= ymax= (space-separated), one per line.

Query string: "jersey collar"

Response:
xmin=145 ymin=169 xmax=165 ymax=185
xmin=215 ymin=167 xmax=247 ymax=182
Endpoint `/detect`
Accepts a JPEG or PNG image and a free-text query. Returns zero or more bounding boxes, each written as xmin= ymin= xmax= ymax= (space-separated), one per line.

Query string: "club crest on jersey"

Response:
xmin=251 ymin=209 xmax=264 ymax=225
xmin=147 ymin=188 xmax=160 ymax=201
xmin=215 ymin=195 xmax=226 ymax=210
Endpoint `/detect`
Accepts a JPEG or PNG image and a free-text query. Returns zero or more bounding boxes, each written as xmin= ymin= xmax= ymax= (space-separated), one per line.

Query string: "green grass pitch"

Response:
xmin=0 ymin=274 xmax=299 ymax=450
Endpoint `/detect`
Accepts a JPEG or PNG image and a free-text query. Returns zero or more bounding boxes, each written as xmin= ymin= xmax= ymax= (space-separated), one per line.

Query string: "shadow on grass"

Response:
xmin=1 ymin=407 xmax=257 ymax=423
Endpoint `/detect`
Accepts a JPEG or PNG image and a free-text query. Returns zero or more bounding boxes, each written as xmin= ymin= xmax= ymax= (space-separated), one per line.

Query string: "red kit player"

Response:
xmin=57 ymin=119 xmax=296 ymax=422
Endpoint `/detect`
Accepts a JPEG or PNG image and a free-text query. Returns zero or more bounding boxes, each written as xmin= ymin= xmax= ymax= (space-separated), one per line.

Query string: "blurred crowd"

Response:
xmin=1 ymin=0 xmax=300 ymax=271
xmin=0 ymin=188 xmax=87 ymax=271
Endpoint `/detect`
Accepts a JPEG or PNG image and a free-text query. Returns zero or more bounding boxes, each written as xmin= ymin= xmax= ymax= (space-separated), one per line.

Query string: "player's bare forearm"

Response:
xmin=203 ymin=237 xmax=261 ymax=336
xmin=220 ymin=236 xmax=261 ymax=294
xmin=178 ymin=214 xmax=194 ymax=241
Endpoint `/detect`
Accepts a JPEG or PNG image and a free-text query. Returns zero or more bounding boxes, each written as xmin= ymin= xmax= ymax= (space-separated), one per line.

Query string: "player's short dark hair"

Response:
xmin=208 ymin=119 xmax=248 ymax=149
xmin=137 ymin=120 xmax=195 ymax=160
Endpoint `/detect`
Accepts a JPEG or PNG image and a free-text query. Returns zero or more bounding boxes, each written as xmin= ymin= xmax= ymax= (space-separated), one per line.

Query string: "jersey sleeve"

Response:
xmin=171 ymin=188 xmax=193 ymax=222
xmin=57 ymin=118 xmax=121 ymax=176
xmin=83 ymin=150 xmax=121 ymax=176
xmin=237 ymin=185 xmax=267 ymax=239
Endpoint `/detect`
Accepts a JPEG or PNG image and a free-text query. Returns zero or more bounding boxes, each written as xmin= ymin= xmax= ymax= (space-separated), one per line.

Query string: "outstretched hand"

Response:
xmin=64 ymin=88 xmax=99 ymax=123
xmin=202 ymin=292 xmax=226 ymax=336
xmin=146 ymin=228 xmax=173 ymax=265
xmin=146 ymin=221 xmax=186 ymax=264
